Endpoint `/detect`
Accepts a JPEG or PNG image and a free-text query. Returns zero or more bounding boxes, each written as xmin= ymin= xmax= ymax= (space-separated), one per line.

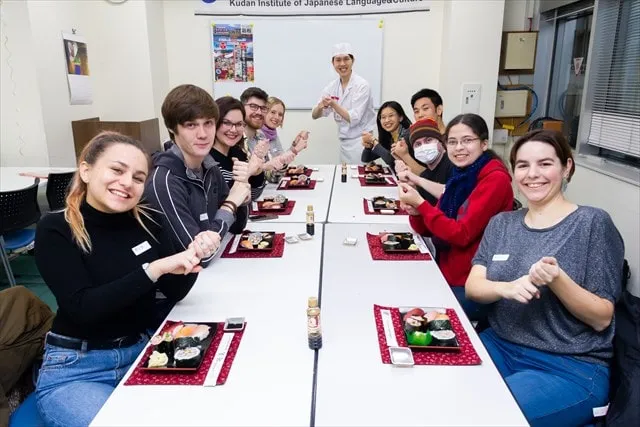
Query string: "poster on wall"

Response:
xmin=212 ymin=24 xmax=254 ymax=83
xmin=62 ymin=32 xmax=93 ymax=105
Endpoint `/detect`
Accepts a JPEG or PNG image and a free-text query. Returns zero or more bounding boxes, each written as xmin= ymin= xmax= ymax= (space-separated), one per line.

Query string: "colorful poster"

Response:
xmin=62 ymin=32 xmax=93 ymax=105
xmin=213 ymin=24 xmax=254 ymax=83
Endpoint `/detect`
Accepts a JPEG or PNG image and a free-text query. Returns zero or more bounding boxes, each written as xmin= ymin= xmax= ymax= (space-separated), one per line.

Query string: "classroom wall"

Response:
xmin=163 ymin=0 xmax=504 ymax=165
xmin=0 ymin=0 xmax=49 ymax=167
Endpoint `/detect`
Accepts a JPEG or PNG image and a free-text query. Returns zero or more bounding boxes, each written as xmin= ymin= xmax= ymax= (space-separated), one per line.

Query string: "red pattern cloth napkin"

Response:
xmin=362 ymin=199 xmax=408 ymax=216
xmin=124 ymin=320 xmax=245 ymax=386
xmin=286 ymin=168 xmax=313 ymax=177
xmin=250 ymin=200 xmax=296 ymax=216
xmin=220 ymin=232 xmax=285 ymax=259
xmin=366 ymin=233 xmax=432 ymax=261
xmin=373 ymin=305 xmax=481 ymax=366
xmin=277 ymin=180 xmax=317 ymax=190
xmin=358 ymin=176 xmax=397 ymax=187
xmin=358 ymin=165 xmax=391 ymax=175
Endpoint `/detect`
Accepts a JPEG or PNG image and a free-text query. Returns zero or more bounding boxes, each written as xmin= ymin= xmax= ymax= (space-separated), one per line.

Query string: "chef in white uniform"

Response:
xmin=312 ymin=42 xmax=376 ymax=164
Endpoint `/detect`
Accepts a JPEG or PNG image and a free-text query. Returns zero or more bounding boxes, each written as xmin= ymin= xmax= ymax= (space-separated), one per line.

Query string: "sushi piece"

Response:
xmin=148 ymin=351 xmax=169 ymax=368
xmin=156 ymin=332 xmax=174 ymax=359
xmin=169 ymin=323 xmax=184 ymax=337
xmin=434 ymin=313 xmax=450 ymax=321
xmin=404 ymin=315 xmax=423 ymax=333
xmin=174 ymin=336 xmax=198 ymax=349
xmin=429 ymin=319 xmax=453 ymax=331
xmin=175 ymin=324 xmax=198 ymax=338
xmin=431 ymin=330 xmax=457 ymax=347
xmin=403 ymin=308 xmax=425 ymax=322
xmin=383 ymin=241 xmax=399 ymax=251
xmin=240 ymin=240 xmax=254 ymax=249
xmin=191 ymin=324 xmax=210 ymax=341
xmin=174 ymin=347 xmax=201 ymax=368
xmin=423 ymin=311 xmax=439 ymax=323
xmin=258 ymin=241 xmax=270 ymax=249
xmin=149 ymin=334 xmax=163 ymax=346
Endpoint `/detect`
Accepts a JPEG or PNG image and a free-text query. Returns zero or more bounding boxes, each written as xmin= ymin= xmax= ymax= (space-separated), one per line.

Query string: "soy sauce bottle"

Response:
xmin=306 ymin=204 xmax=315 ymax=236
xmin=341 ymin=162 xmax=347 ymax=182
xmin=307 ymin=297 xmax=322 ymax=350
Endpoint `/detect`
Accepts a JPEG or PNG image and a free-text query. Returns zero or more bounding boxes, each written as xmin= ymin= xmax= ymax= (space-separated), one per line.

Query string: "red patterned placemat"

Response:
xmin=250 ymin=200 xmax=296 ymax=216
xmin=358 ymin=177 xmax=397 ymax=187
xmin=373 ymin=304 xmax=481 ymax=366
xmin=358 ymin=165 xmax=391 ymax=175
xmin=362 ymin=199 xmax=408 ymax=216
xmin=220 ymin=232 xmax=285 ymax=258
xmin=277 ymin=180 xmax=317 ymax=190
xmin=124 ymin=320 xmax=245 ymax=386
xmin=366 ymin=233 xmax=432 ymax=261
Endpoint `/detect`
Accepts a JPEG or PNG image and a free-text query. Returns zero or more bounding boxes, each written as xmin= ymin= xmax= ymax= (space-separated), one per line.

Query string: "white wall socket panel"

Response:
xmin=461 ymin=84 xmax=481 ymax=114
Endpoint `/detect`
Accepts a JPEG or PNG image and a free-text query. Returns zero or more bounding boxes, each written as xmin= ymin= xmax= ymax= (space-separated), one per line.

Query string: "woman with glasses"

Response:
xmin=466 ymin=130 xmax=624 ymax=426
xmin=262 ymin=96 xmax=309 ymax=162
xmin=311 ymin=42 xmax=376 ymax=164
xmin=211 ymin=96 xmax=266 ymax=201
xmin=398 ymin=113 xmax=513 ymax=319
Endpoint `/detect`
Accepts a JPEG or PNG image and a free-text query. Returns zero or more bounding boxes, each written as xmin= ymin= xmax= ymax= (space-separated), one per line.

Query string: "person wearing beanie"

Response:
xmin=312 ymin=42 xmax=376 ymax=164
xmin=396 ymin=118 xmax=452 ymax=206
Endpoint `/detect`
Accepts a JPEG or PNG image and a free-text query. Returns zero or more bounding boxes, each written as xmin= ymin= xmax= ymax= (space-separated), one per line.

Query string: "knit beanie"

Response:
xmin=409 ymin=119 xmax=442 ymax=145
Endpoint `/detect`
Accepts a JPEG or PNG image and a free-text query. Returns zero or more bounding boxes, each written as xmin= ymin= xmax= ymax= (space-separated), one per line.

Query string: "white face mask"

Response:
xmin=413 ymin=142 xmax=440 ymax=164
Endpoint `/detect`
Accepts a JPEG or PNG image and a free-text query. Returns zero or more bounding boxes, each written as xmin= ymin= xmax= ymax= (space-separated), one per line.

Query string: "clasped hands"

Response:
xmin=502 ymin=257 xmax=562 ymax=304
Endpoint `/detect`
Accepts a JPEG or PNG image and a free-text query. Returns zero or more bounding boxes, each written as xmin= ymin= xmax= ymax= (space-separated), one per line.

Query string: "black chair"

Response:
xmin=0 ymin=179 xmax=41 ymax=287
xmin=45 ymin=171 xmax=74 ymax=211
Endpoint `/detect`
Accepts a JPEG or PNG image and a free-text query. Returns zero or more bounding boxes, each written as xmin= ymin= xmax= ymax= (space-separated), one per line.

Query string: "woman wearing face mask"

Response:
xmin=466 ymin=130 xmax=624 ymax=426
xmin=361 ymin=101 xmax=411 ymax=169
xmin=261 ymin=96 xmax=309 ymax=162
xmin=34 ymin=132 xmax=202 ymax=426
xmin=211 ymin=96 xmax=266 ymax=202
xmin=397 ymin=114 xmax=513 ymax=319
xmin=395 ymin=119 xmax=452 ymax=206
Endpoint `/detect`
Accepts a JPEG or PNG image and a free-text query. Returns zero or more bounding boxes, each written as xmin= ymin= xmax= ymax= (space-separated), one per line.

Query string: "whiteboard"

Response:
xmin=210 ymin=18 xmax=383 ymax=110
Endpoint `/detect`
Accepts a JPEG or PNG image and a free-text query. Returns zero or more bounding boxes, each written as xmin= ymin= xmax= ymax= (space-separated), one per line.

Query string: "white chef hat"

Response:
xmin=332 ymin=42 xmax=353 ymax=59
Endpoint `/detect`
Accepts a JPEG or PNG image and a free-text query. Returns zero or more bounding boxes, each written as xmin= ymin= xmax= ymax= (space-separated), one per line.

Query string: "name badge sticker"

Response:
xmin=200 ymin=213 xmax=209 ymax=221
xmin=132 ymin=241 xmax=151 ymax=256
xmin=492 ymin=254 xmax=510 ymax=262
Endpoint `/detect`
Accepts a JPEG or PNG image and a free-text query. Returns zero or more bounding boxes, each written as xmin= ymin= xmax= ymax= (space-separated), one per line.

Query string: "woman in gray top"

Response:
xmin=466 ymin=130 xmax=624 ymax=427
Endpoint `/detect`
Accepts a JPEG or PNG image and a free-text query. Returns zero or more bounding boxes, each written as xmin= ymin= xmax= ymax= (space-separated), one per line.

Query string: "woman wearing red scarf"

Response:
xmin=398 ymin=113 xmax=513 ymax=319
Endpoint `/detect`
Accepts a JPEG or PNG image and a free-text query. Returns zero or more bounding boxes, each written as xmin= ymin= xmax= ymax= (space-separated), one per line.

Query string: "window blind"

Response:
xmin=587 ymin=0 xmax=640 ymax=158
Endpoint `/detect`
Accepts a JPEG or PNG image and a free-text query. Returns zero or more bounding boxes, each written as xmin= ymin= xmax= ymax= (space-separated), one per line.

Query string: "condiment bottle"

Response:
xmin=341 ymin=162 xmax=347 ymax=182
xmin=306 ymin=204 xmax=315 ymax=236
xmin=307 ymin=296 xmax=322 ymax=350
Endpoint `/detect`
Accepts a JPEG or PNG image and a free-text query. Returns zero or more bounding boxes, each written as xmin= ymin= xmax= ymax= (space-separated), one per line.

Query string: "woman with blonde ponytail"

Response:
xmin=34 ymin=131 xmax=206 ymax=427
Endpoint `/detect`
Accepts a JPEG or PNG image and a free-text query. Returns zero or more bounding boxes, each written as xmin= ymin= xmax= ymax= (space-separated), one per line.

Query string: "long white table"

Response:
xmin=91 ymin=223 xmax=324 ymax=427
xmin=315 ymin=223 xmax=528 ymax=427
xmin=251 ymin=164 xmax=335 ymax=224
xmin=327 ymin=165 xmax=408 ymax=224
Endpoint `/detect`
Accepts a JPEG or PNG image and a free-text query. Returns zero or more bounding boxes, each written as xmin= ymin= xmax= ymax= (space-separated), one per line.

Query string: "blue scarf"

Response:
xmin=439 ymin=152 xmax=492 ymax=219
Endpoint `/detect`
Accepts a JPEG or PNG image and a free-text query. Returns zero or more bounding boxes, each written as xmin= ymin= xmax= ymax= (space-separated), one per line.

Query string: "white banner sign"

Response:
xmin=197 ymin=0 xmax=430 ymax=16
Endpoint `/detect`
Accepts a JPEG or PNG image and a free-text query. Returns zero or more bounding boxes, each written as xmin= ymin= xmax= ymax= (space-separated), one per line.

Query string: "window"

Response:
xmin=582 ymin=0 xmax=640 ymax=165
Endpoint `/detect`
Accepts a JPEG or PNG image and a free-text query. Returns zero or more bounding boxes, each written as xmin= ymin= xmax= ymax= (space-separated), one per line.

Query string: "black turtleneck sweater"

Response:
xmin=35 ymin=202 xmax=197 ymax=340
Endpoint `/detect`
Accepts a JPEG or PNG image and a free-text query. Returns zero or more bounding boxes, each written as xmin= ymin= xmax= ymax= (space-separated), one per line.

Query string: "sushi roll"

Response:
xmin=174 ymin=347 xmax=201 ymax=368
xmin=383 ymin=241 xmax=400 ymax=251
xmin=156 ymin=332 xmax=174 ymax=359
xmin=428 ymin=319 xmax=453 ymax=331
xmin=431 ymin=330 xmax=457 ymax=347
xmin=174 ymin=336 xmax=198 ymax=349
xmin=404 ymin=315 xmax=424 ymax=333
xmin=147 ymin=351 xmax=169 ymax=368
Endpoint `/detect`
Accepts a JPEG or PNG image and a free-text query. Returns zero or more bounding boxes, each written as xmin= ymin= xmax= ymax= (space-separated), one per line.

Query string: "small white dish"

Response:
xmin=298 ymin=233 xmax=313 ymax=241
xmin=389 ymin=346 xmax=414 ymax=367
xmin=285 ymin=235 xmax=300 ymax=244
xmin=343 ymin=237 xmax=358 ymax=246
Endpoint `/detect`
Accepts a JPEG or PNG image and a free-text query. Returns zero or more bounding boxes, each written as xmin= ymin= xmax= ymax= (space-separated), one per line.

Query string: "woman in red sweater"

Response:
xmin=398 ymin=113 xmax=513 ymax=319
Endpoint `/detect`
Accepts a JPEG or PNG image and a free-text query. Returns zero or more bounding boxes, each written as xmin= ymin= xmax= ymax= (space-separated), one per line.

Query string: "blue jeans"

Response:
xmin=451 ymin=286 xmax=491 ymax=322
xmin=35 ymin=332 xmax=147 ymax=427
xmin=481 ymin=328 xmax=610 ymax=427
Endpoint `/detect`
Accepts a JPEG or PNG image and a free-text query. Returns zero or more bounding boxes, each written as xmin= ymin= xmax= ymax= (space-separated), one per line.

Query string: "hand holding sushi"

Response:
xmin=147 ymin=247 xmax=202 ymax=281
xmin=397 ymin=182 xmax=424 ymax=208
xmin=499 ymin=275 xmax=541 ymax=304
xmin=399 ymin=201 xmax=420 ymax=216
xmin=528 ymin=257 xmax=560 ymax=286
xmin=394 ymin=159 xmax=409 ymax=176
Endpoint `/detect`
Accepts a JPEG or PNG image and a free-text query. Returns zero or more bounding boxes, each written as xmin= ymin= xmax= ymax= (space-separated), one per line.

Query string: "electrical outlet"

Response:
xmin=462 ymin=84 xmax=481 ymax=114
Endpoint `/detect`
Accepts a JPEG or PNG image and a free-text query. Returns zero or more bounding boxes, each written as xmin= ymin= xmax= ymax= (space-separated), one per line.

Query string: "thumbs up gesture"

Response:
xmin=232 ymin=157 xmax=250 ymax=183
